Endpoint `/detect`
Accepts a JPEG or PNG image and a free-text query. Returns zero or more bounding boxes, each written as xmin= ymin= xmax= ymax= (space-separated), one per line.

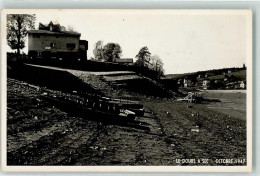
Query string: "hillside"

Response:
xmin=165 ymin=67 xmax=246 ymax=80
xmin=164 ymin=67 xmax=246 ymax=90
xmin=8 ymin=63 xmax=175 ymax=100
xmin=203 ymin=70 xmax=246 ymax=81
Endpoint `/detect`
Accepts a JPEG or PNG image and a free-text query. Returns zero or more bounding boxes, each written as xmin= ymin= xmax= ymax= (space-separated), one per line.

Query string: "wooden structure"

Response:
xmin=177 ymin=92 xmax=202 ymax=103
xmin=41 ymin=93 xmax=144 ymax=121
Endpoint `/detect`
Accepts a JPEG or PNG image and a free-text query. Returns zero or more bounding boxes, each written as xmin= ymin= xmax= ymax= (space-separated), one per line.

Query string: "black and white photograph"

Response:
xmin=1 ymin=9 xmax=252 ymax=172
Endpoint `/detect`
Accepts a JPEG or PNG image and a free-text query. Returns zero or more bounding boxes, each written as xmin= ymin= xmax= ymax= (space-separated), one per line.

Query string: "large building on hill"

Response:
xmin=28 ymin=22 xmax=88 ymax=61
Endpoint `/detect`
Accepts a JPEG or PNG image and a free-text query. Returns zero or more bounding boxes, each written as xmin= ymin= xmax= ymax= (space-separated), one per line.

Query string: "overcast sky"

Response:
xmin=6 ymin=10 xmax=251 ymax=74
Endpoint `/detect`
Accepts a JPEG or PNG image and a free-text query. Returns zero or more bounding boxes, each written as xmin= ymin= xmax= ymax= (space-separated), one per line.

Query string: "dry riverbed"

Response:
xmin=7 ymin=78 xmax=246 ymax=166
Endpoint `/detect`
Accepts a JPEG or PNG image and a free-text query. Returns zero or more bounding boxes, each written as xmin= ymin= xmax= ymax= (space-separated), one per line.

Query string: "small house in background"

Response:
xmin=114 ymin=58 xmax=133 ymax=64
xmin=177 ymin=79 xmax=183 ymax=87
xmin=228 ymin=70 xmax=232 ymax=74
xmin=183 ymin=78 xmax=192 ymax=88
xmin=240 ymin=81 xmax=246 ymax=89
xmin=202 ymin=79 xmax=210 ymax=89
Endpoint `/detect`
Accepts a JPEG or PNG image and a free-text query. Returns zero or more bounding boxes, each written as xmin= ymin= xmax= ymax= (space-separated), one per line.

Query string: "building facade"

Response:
xmin=202 ymin=79 xmax=210 ymax=89
xmin=28 ymin=27 xmax=88 ymax=61
xmin=240 ymin=81 xmax=246 ymax=89
xmin=183 ymin=79 xmax=192 ymax=88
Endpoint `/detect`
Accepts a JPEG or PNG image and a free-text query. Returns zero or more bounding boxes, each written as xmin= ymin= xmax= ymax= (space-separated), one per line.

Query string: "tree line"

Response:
xmin=92 ymin=41 xmax=122 ymax=62
xmin=93 ymin=41 xmax=164 ymax=78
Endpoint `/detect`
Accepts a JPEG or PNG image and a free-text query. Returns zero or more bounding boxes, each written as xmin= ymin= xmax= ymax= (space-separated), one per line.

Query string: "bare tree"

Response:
xmin=93 ymin=41 xmax=104 ymax=61
xmin=67 ymin=25 xmax=77 ymax=32
xmin=151 ymin=55 xmax=165 ymax=78
xmin=7 ymin=14 xmax=36 ymax=55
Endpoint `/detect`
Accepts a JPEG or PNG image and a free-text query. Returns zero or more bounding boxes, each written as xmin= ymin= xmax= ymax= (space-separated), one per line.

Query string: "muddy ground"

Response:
xmin=202 ymin=90 xmax=246 ymax=120
xmin=7 ymin=78 xmax=246 ymax=166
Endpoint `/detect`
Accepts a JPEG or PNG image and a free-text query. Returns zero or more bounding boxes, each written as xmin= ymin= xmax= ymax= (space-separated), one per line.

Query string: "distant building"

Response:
xmin=240 ymin=81 xmax=246 ymax=89
xmin=177 ymin=79 xmax=183 ymax=87
xmin=202 ymin=79 xmax=210 ymax=89
xmin=183 ymin=79 xmax=192 ymax=88
xmin=28 ymin=21 xmax=88 ymax=61
xmin=228 ymin=70 xmax=232 ymax=74
xmin=114 ymin=58 xmax=133 ymax=64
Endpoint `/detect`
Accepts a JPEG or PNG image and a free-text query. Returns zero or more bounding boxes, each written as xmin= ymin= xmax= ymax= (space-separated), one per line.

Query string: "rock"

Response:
xmin=101 ymin=147 xmax=107 ymax=151
xmin=191 ymin=129 xmax=199 ymax=132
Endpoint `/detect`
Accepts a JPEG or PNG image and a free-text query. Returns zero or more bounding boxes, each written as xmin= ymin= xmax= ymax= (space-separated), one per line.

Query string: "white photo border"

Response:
xmin=1 ymin=8 xmax=253 ymax=173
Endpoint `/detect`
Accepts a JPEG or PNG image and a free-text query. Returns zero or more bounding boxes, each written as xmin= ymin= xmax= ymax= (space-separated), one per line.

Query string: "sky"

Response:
xmin=5 ymin=10 xmax=251 ymax=74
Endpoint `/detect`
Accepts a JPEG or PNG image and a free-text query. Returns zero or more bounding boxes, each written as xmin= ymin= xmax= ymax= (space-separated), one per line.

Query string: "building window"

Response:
xmin=50 ymin=43 xmax=55 ymax=47
xmin=67 ymin=43 xmax=76 ymax=49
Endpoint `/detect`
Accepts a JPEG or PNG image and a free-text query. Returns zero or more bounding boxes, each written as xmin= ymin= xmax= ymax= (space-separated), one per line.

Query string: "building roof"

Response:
xmin=115 ymin=58 xmax=133 ymax=63
xmin=28 ymin=30 xmax=81 ymax=36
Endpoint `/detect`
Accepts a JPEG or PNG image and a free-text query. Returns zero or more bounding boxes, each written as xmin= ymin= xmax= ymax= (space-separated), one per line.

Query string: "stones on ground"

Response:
xmin=191 ymin=129 xmax=200 ymax=132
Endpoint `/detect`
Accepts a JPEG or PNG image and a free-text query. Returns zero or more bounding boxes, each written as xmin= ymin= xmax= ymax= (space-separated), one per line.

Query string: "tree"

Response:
xmin=151 ymin=55 xmax=165 ymax=78
xmin=135 ymin=46 xmax=151 ymax=67
xmin=7 ymin=14 xmax=36 ymax=55
xmin=102 ymin=43 xmax=122 ymax=62
xmin=60 ymin=25 xmax=67 ymax=31
xmin=67 ymin=25 xmax=77 ymax=32
xmin=93 ymin=40 xmax=104 ymax=61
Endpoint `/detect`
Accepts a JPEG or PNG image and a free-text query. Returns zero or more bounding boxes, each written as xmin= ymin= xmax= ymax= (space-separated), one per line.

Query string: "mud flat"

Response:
xmin=7 ymin=78 xmax=178 ymax=165
xmin=202 ymin=90 xmax=246 ymax=120
xmin=142 ymin=99 xmax=247 ymax=165
xmin=7 ymin=78 xmax=246 ymax=166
